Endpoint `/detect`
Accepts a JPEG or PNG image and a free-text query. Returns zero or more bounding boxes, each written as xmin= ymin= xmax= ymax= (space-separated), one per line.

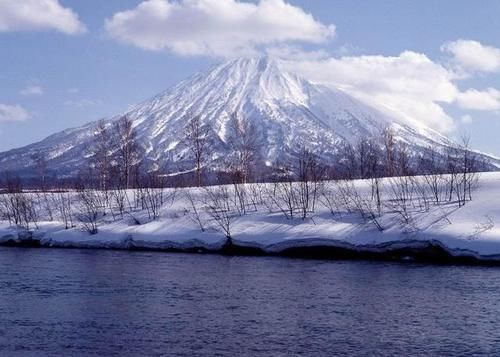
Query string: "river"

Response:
xmin=0 ymin=247 xmax=499 ymax=356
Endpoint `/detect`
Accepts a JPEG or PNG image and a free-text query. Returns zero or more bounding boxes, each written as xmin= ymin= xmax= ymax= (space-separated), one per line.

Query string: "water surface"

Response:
xmin=0 ymin=247 xmax=499 ymax=356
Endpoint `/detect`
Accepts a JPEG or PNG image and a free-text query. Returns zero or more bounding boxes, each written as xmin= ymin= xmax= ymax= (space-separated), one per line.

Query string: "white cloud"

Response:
xmin=105 ymin=0 xmax=335 ymax=57
xmin=442 ymin=40 xmax=500 ymax=73
xmin=456 ymin=88 xmax=500 ymax=111
xmin=286 ymin=51 xmax=459 ymax=133
xmin=20 ymin=85 xmax=43 ymax=96
xmin=461 ymin=114 xmax=473 ymax=124
xmin=281 ymin=45 xmax=500 ymax=133
xmin=67 ymin=87 xmax=80 ymax=94
xmin=0 ymin=104 xmax=30 ymax=122
xmin=0 ymin=0 xmax=86 ymax=35
xmin=102 ymin=4 xmax=500 ymax=133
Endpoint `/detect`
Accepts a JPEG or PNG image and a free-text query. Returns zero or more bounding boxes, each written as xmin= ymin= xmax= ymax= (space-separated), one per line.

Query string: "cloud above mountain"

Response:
xmin=0 ymin=104 xmax=30 ymax=122
xmin=284 ymin=51 xmax=458 ymax=132
xmin=0 ymin=0 xmax=86 ymax=35
xmin=442 ymin=39 xmax=500 ymax=73
xmin=456 ymin=88 xmax=500 ymax=111
xmin=105 ymin=0 xmax=335 ymax=57
xmin=103 ymin=0 xmax=500 ymax=133
xmin=20 ymin=85 xmax=44 ymax=96
xmin=2 ymin=0 xmax=500 ymax=138
xmin=283 ymin=40 xmax=500 ymax=133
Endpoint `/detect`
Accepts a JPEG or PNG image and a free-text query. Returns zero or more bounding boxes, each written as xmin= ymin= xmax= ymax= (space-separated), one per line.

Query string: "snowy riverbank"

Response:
xmin=1 ymin=172 xmax=500 ymax=264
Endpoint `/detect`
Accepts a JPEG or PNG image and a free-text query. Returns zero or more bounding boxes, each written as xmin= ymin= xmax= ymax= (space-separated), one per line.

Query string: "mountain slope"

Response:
xmin=0 ymin=56 xmax=492 ymax=177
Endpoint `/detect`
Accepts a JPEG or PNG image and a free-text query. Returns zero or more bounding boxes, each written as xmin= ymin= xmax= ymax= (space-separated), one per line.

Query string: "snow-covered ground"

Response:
xmin=1 ymin=172 xmax=500 ymax=262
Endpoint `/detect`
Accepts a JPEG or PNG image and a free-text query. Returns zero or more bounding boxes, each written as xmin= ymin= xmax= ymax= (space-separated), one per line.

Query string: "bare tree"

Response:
xmin=55 ymin=192 xmax=74 ymax=229
xmin=330 ymin=179 xmax=383 ymax=231
xmin=295 ymin=148 xmax=323 ymax=219
xmin=333 ymin=139 xmax=376 ymax=181
xmin=92 ymin=120 xmax=114 ymax=192
xmin=348 ymin=184 xmax=384 ymax=231
xmin=185 ymin=190 xmax=205 ymax=232
xmin=268 ymin=164 xmax=297 ymax=220
xmin=0 ymin=175 xmax=38 ymax=230
xmin=114 ymin=116 xmax=139 ymax=189
xmin=320 ymin=180 xmax=345 ymax=218
xmin=185 ymin=115 xmax=210 ymax=187
xmin=457 ymin=133 xmax=480 ymax=206
xmin=204 ymin=185 xmax=234 ymax=242
xmin=357 ymin=138 xmax=370 ymax=179
xmin=227 ymin=113 xmax=259 ymax=184
xmin=138 ymin=172 xmax=175 ymax=221
xmin=358 ymin=137 xmax=383 ymax=214
xmin=418 ymin=146 xmax=446 ymax=204
xmin=395 ymin=141 xmax=412 ymax=177
xmin=387 ymin=175 xmax=415 ymax=227
xmin=382 ymin=126 xmax=396 ymax=177
xmin=246 ymin=182 xmax=265 ymax=212
xmin=445 ymin=144 xmax=460 ymax=203
xmin=336 ymin=142 xmax=357 ymax=179
xmin=111 ymin=187 xmax=127 ymax=219
xmin=230 ymin=176 xmax=248 ymax=216
xmin=35 ymin=191 xmax=54 ymax=221
xmin=31 ymin=150 xmax=48 ymax=190
xmin=76 ymin=188 xmax=101 ymax=235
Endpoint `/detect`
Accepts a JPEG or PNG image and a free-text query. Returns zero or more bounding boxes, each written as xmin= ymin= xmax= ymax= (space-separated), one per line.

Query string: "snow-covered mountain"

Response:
xmin=0 ymin=56 xmax=494 ymax=177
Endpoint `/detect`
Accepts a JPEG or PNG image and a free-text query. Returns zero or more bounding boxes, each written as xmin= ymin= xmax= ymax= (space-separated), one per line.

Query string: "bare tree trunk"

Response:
xmin=114 ymin=116 xmax=139 ymax=190
xmin=185 ymin=115 xmax=210 ymax=187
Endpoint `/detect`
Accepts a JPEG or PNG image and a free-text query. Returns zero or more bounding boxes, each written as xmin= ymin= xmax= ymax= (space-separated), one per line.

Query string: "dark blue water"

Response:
xmin=1 ymin=248 xmax=500 ymax=356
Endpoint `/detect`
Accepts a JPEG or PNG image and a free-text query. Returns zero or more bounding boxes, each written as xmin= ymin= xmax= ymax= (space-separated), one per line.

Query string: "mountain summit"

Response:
xmin=0 ymin=56 xmax=486 ymax=178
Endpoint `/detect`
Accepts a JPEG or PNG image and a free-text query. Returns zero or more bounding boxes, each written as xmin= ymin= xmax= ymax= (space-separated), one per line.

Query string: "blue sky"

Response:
xmin=2 ymin=0 xmax=500 ymax=155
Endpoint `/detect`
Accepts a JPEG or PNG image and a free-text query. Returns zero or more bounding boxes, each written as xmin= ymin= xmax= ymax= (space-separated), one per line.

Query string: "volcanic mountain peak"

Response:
xmin=0 ymin=55 xmax=494 ymax=177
